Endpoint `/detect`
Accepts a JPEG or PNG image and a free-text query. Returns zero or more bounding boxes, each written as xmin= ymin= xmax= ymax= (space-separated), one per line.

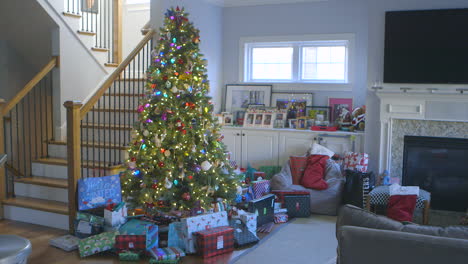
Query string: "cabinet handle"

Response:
xmin=242 ymin=133 xmax=245 ymax=136
xmin=236 ymin=133 xmax=240 ymax=136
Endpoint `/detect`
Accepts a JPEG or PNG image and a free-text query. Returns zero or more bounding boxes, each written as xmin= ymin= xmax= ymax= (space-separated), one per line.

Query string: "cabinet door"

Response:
xmin=220 ymin=129 xmax=242 ymax=165
xmin=241 ymin=130 xmax=279 ymax=168
xmin=278 ymin=132 xmax=315 ymax=166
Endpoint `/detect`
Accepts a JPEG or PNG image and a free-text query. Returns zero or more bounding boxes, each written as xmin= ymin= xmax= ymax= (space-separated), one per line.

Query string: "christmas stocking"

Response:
xmin=386 ymin=184 xmax=419 ymax=222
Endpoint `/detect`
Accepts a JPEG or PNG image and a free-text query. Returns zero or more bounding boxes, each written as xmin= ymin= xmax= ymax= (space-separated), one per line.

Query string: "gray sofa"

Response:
xmin=336 ymin=204 xmax=468 ymax=264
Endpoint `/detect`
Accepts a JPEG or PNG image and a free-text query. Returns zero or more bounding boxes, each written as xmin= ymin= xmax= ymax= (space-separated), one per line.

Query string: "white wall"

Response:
xmin=151 ymin=0 xmax=224 ymax=113
xmin=122 ymin=2 xmax=150 ymax=58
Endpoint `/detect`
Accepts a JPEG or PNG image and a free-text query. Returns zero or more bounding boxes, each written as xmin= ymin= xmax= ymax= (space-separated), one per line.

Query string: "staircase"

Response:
xmin=0 ymin=0 xmax=154 ymax=231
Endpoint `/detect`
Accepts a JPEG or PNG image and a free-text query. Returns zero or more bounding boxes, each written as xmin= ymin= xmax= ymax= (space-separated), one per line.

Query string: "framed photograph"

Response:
xmin=254 ymin=113 xmax=264 ymax=127
xmin=243 ymin=113 xmax=255 ymax=127
xmin=262 ymin=113 xmax=274 ymax=128
xmin=306 ymin=119 xmax=315 ymax=129
xmin=297 ymin=117 xmax=307 ymax=130
xmin=306 ymin=106 xmax=331 ymax=122
xmin=236 ymin=111 xmax=246 ymax=126
xmin=289 ymin=119 xmax=298 ymax=129
xmin=328 ymin=98 xmax=353 ymax=123
xmin=225 ymin=85 xmax=272 ymax=113
xmin=215 ymin=114 xmax=224 ymax=125
xmin=223 ymin=114 xmax=233 ymax=126
xmin=271 ymin=92 xmax=313 ymax=120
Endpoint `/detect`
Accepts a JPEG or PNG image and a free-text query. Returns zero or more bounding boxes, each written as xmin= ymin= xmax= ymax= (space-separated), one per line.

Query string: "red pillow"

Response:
xmin=289 ymin=156 xmax=307 ymax=185
xmin=386 ymin=195 xmax=417 ymax=222
xmin=300 ymin=155 xmax=329 ymax=190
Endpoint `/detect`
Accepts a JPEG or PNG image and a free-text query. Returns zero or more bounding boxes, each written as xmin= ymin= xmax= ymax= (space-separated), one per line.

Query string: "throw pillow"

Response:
xmin=301 ymin=155 xmax=329 ymax=190
xmin=289 ymin=156 xmax=308 ymax=185
xmin=309 ymin=143 xmax=334 ymax=157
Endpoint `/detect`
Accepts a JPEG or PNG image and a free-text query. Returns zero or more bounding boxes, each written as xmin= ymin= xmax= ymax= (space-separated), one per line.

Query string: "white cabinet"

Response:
xmin=278 ymin=131 xmax=314 ymax=166
xmin=220 ymin=129 xmax=242 ymax=166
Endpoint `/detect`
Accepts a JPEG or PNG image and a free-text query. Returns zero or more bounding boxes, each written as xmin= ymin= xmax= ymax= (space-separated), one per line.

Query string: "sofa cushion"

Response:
xmin=402 ymin=224 xmax=468 ymax=240
xmin=300 ymin=155 xmax=329 ymax=190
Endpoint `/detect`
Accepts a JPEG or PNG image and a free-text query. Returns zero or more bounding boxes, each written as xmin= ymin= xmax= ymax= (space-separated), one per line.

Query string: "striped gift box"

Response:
xmin=149 ymin=247 xmax=185 ymax=261
xmin=194 ymin=226 xmax=234 ymax=258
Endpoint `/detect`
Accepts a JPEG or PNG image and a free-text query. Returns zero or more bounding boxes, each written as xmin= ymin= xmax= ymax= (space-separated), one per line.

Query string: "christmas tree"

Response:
xmin=121 ymin=7 xmax=239 ymax=211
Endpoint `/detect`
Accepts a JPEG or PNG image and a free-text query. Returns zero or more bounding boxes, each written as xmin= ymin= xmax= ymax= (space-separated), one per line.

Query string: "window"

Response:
xmin=241 ymin=34 xmax=353 ymax=85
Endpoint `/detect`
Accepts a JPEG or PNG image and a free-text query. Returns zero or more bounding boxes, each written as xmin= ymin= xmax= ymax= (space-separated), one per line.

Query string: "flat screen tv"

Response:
xmin=384 ymin=8 xmax=468 ymax=84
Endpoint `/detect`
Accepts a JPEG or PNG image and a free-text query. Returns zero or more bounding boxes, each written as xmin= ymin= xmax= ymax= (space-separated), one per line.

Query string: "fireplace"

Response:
xmin=403 ymin=136 xmax=468 ymax=212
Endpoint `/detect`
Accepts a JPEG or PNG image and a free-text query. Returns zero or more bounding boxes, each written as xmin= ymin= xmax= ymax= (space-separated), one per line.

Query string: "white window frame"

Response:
xmin=239 ymin=34 xmax=355 ymax=91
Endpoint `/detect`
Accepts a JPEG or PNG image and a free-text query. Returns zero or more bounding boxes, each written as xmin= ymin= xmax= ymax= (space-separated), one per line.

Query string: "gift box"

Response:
xmin=119 ymin=219 xmax=153 ymax=235
xmin=274 ymin=213 xmax=288 ymax=224
xmin=78 ymin=231 xmax=118 ymax=258
xmin=271 ymin=190 xmax=310 ymax=208
xmin=253 ymin=171 xmax=266 ymax=181
xmin=343 ymin=152 xmax=369 ymax=173
xmin=74 ymin=219 xmax=103 ymax=239
xmin=180 ymin=211 xmax=229 ymax=254
xmin=168 ymin=222 xmax=185 ymax=250
xmin=284 ymin=194 xmax=311 ymax=218
xmin=119 ymin=251 xmax=140 ymax=261
xmin=248 ymin=194 xmax=275 ymax=226
xmin=251 ymin=180 xmax=271 ymax=199
xmin=229 ymin=219 xmax=259 ymax=248
xmin=104 ymin=202 xmax=127 ymax=227
xmin=49 ymin=235 xmax=80 ymax=252
xmin=194 ymin=226 xmax=234 ymax=258
xmin=146 ymin=224 xmax=159 ymax=251
xmin=115 ymin=235 xmax=146 ymax=253
xmin=239 ymin=212 xmax=257 ymax=234
xmin=148 ymin=247 xmax=185 ymax=262
xmin=77 ymin=175 xmax=122 ymax=211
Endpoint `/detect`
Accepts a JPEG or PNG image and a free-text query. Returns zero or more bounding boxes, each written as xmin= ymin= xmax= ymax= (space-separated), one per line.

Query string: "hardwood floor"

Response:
xmin=0 ymin=219 xmax=260 ymax=264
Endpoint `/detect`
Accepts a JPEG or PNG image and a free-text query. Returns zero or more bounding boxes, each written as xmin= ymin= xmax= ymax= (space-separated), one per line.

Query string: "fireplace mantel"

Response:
xmin=376 ymin=91 xmax=468 ymax=173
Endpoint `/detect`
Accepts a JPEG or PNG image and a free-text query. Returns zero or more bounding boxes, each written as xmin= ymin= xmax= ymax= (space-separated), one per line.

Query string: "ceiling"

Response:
xmin=207 ymin=0 xmax=328 ymax=7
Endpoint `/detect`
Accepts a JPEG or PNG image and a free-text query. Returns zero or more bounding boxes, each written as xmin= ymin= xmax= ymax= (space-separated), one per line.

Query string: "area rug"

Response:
xmin=231 ymin=215 xmax=337 ymax=264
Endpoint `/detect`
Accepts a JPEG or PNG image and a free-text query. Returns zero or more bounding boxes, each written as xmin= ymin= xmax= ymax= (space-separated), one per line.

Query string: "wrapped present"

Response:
xmin=104 ymin=202 xmax=127 ymax=227
xmin=271 ymin=190 xmax=310 ymax=208
xmin=194 ymin=226 xmax=234 ymax=258
xmin=343 ymin=152 xmax=369 ymax=173
xmin=146 ymin=224 xmax=159 ymax=251
xmin=77 ymin=175 xmax=122 ymax=211
xmin=148 ymin=247 xmax=185 ymax=262
xmin=78 ymin=231 xmax=118 ymax=258
xmin=253 ymin=171 xmax=266 ymax=181
xmin=239 ymin=212 xmax=257 ymax=234
xmin=119 ymin=251 xmax=140 ymax=261
xmin=115 ymin=235 xmax=146 ymax=253
xmin=49 ymin=235 xmax=80 ymax=252
xmin=150 ymin=258 xmax=179 ymax=264
xmin=258 ymin=166 xmax=282 ymax=180
xmin=168 ymin=222 xmax=185 ymax=250
xmin=180 ymin=211 xmax=229 ymax=254
xmin=229 ymin=219 xmax=259 ymax=247
xmin=251 ymin=180 xmax=270 ymax=199
xmin=274 ymin=213 xmax=288 ymax=224
xmin=212 ymin=200 xmax=230 ymax=213
xmin=284 ymin=194 xmax=311 ymax=218
xmin=74 ymin=219 xmax=103 ymax=239
xmin=248 ymin=194 xmax=275 ymax=226
xmin=119 ymin=219 xmax=153 ymax=235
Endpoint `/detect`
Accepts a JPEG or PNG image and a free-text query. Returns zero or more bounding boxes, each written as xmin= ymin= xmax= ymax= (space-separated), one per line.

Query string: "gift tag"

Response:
xmin=236 ymin=228 xmax=242 ymax=233
xmin=77 ymin=221 xmax=92 ymax=234
xmin=217 ymin=236 xmax=224 ymax=249
xmin=128 ymin=242 xmax=134 ymax=249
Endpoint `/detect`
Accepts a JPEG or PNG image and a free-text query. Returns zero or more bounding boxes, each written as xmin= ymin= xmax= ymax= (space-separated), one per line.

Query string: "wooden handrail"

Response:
xmin=141 ymin=21 xmax=151 ymax=35
xmin=0 ymin=57 xmax=58 ymax=117
xmin=80 ymin=29 xmax=155 ymax=119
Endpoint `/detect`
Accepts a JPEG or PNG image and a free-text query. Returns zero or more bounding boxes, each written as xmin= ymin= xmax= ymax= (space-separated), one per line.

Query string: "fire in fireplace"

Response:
xmin=403 ymin=136 xmax=468 ymax=212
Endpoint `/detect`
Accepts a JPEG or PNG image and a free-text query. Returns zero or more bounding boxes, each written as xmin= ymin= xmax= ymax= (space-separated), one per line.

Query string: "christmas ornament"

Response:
xmin=143 ymin=130 xmax=149 ymax=137
xmin=158 ymin=162 xmax=165 ymax=168
xmin=192 ymin=164 xmax=201 ymax=173
xmin=128 ymin=161 xmax=136 ymax=170
xmin=201 ymin=161 xmax=212 ymax=171
xmin=171 ymin=86 xmax=178 ymax=93
xmin=164 ymin=150 xmax=171 ymax=157
xmin=164 ymin=178 xmax=173 ymax=189
xmin=236 ymin=186 xmax=243 ymax=195
xmin=165 ymin=81 xmax=171 ymax=88
xmin=182 ymin=192 xmax=191 ymax=201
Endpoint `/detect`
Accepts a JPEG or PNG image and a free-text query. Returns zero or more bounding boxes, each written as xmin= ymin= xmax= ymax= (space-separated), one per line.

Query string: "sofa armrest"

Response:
xmin=338 ymin=226 xmax=468 ymax=264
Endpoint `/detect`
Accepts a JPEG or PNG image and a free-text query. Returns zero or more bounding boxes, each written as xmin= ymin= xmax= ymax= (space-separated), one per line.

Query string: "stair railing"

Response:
xmin=64 ymin=29 xmax=155 ymax=230
xmin=0 ymin=57 xmax=58 ymax=219
xmin=65 ymin=0 xmax=122 ymax=64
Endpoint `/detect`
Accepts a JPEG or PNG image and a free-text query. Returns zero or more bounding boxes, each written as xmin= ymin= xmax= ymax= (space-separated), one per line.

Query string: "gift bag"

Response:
xmin=343 ymin=152 xmax=369 ymax=173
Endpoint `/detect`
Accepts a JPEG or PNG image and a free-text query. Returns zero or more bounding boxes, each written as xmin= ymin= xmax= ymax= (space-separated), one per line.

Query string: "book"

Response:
xmin=49 ymin=235 xmax=80 ymax=251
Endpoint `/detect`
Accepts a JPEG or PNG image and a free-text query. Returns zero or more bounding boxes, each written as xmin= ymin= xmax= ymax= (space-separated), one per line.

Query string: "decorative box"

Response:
xmin=180 ymin=211 xmax=229 ymax=254
xmin=343 ymin=152 xmax=369 ymax=173
xmin=77 ymin=175 xmax=122 ymax=211
xmin=146 ymin=224 xmax=159 ymax=251
xmin=284 ymin=194 xmax=311 ymax=218
xmin=229 ymin=219 xmax=259 ymax=248
xmin=271 ymin=190 xmax=310 ymax=208
xmin=248 ymin=194 xmax=275 ymax=226
xmin=239 ymin=212 xmax=257 ymax=234
xmin=104 ymin=202 xmax=127 ymax=227
xmin=194 ymin=226 xmax=234 ymax=258
xmin=119 ymin=251 xmax=140 ymax=261
xmin=148 ymin=247 xmax=185 ymax=262
xmin=78 ymin=231 xmax=118 ymax=258
xmin=119 ymin=219 xmax=153 ymax=235
xmin=115 ymin=235 xmax=146 ymax=253
xmin=274 ymin=213 xmax=288 ymax=224
xmin=251 ymin=180 xmax=271 ymax=199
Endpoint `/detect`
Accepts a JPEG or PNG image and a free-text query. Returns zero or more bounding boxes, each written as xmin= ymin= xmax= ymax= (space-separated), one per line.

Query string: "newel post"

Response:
xmin=113 ymin=0 xmax=123 ymax=64
xmin=0 ymin=98 xmax=6 ymax=219
xmin=64 ymin=101 xmax=82 ymax=232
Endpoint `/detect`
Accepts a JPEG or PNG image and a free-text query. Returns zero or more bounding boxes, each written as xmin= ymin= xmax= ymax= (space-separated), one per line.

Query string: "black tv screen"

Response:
xmin=384 ymin=8 xmax=468 ymax=84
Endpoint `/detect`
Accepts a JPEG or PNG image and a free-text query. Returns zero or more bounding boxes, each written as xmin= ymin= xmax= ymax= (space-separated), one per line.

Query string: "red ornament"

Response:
xmin=174 ymin=72 xmax=179 ymax=76
xmin=182 ymin=129 xmax=187 ymax=135
xmin=188 ymin=175 xmax=193 ymax=180
xmin=163 ymin=76 xmax=168 ymax=80
xmin=152 ymin=184 xmax=158 ymax=189
xmin=151 ymin=83 xmax=157 ymax=89
xmin=145 ymin=202 xmax=154 ymax=208
xmin=131 ymin=157 xmax=136 ymax=161
xmin=158 ymin=162 xmax=165 ymax=168
xmin=177 ymin=59 xmax=184 ymax=64
xmin=182 ymin=192 xmax=191 ymax=201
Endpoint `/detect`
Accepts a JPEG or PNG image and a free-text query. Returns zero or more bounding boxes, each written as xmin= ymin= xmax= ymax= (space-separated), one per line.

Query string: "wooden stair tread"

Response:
xmin=48 ymin=140 xmax=128 ymax=150
xmin=62 ymin=12 xmax=81 ymax=18
xmin=104 ymin=93 xmax=145 ymax=97
xmin=91 ymin=47 xmax=109 ymax=52
xmin=91 ymin=108 xmax=138 ymax=113
xmin=81 ymin=123 xmax=133 ymax=130
xmin=3 ymin=196 xmax=68 ymax=215
xmin=34 ymin=157 xmax=125 ymax=170
xmin=77 ymin=30 xmax=96 ymax=36
xmin=105 ymin=63 xmax=119 ymax=67
xmin=15 ymin=177 xmax=68 ymax=189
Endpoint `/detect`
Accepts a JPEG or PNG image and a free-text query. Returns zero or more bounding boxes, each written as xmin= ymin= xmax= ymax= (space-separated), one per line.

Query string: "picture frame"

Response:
xmin=225 ymin=84 xmax=272 ymax=113
xmin=306 ymin=106 xmax=331 ymax=122
xmin=296 ymin=117 xmax=308 ymax=130
xmin=223 ymin=114 xmax=234 ymax=126
xmin=274 ymin=112 xmax=286 ymax=128
xmin=271 ymin=92 xmax=313 ymax=120
xmin=306 ymin=119 xmax=315 ymax=129
xmin=243 ymin=113 xmax=255 ymax=127
xmin=262 ymin=113 xmax=274 ymax=128
xmin=328 ymin=98 xmax=353 ymax=123
xmin=254 ymin=113 xmax=264 ymax=127
xmin=289 ymin=119 xmax=298 ymax=129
